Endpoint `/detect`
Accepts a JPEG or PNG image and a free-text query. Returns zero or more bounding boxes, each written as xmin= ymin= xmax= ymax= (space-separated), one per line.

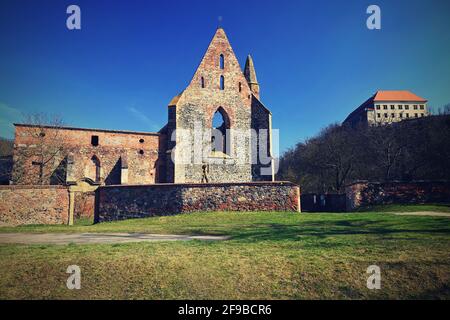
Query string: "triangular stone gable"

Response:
xmin=184 ymin=28 xmax=252 ymax=101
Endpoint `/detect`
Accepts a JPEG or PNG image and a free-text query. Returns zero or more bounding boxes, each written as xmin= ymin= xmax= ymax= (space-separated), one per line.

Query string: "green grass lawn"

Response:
xmin=355 ymin=203 xmax=450 ymax=213
xmin=0 ymin=205 xmax=449 ymax=299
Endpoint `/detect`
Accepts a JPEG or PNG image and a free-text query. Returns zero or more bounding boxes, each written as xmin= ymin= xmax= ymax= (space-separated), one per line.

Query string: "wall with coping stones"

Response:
xmin=95 ymin=182 xmax=300 ymax=222
xmin=345 ymin=180 xmax=450 ymax=210
xmin=0 ymin=185 xmax=69 ymax=226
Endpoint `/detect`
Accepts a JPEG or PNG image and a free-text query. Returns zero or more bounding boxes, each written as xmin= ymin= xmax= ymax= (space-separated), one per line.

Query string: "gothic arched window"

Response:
xmin=219 ymin=54 xmax=224 ymax=69
xmin=201 ymin=76 xmax=205 ymax=88
xmin=211 ymin=107 xmax=230 ymax=155
xmin=220 ymin=75 xmax=225 ymax=90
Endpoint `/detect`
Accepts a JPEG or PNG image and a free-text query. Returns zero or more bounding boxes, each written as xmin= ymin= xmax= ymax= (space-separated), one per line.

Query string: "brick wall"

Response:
xmin=0 ymin=185 xmax=70 ymax=226
xmin=13 ymin=124 xmax=165 ymax=185
xmin=96 ymin=182 xmax=300 ymax=222
xmin=74 ymin=191 xmax=95 ymax=219
xmin=345 ymin=180 xmax=450 ymax=210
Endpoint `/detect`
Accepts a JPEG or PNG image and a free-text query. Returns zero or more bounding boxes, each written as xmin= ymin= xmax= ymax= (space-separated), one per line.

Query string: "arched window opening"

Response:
xmin=238 ymin=82 xmax=242 ymax=92
xmin=91 ymin=155 xmax=101 ymax=183
xmin=220 ymin=75 xmax=225 ymax=90
xmin=201 ymin=76 xmax=205 ymax=88
xmin=211 ymin=107 xmax=230 ymax=155
xmin=219 ymin=54 xmax=224 ymax=69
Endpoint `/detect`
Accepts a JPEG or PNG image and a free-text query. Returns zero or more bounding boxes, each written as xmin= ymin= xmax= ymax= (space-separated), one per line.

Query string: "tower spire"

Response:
xmin=244 ymin=55 xmax=260 ymax=99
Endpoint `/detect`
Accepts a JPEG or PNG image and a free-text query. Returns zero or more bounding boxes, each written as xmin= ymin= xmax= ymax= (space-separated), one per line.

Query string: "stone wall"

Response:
xmin=251 ymin=96 xmax=273 ymax=181
xmin=74 ymin=191 xmax=95 ymax=219
xmin=166 ymin=28 xmax=273 ymax=184
xmin=0 ymin=185 xmax=69 ymax=226
xmin=345 ymin=180 xmax=450 ymax=210
xmin=13 ymin=124 xmax=165 ymax=186
xmin=96 ymin=182 xmax=300 ymax=222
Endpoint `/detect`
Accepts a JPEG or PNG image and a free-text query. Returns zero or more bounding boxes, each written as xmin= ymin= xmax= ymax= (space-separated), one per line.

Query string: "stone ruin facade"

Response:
xmin=12 ymin=28 xmax=274 ymax=188
xmin=5 ymin=28 xmax=287 ymax=222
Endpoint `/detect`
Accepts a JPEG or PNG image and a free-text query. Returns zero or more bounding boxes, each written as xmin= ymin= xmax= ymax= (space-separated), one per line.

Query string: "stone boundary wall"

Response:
xmin=96 ymin=182 xmax=300 ymax=222
xmin=345 ymin=180 xmax=450 ymax=210
xmin=0 ymin=185 xmax=70 ymax=226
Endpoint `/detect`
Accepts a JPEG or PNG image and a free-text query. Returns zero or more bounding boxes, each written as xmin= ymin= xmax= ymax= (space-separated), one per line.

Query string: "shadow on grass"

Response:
xmin=356 ymin=203 xmax=450 ymax=213
xmin=228 ymin=218 xmax=450 ymax=243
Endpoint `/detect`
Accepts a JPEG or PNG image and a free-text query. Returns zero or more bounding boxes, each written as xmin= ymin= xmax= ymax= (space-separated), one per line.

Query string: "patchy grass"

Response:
xmin=0 ymin=207 xmax=449 ymax=299
xmin=0 ymin=204 xmax=449 ymax=235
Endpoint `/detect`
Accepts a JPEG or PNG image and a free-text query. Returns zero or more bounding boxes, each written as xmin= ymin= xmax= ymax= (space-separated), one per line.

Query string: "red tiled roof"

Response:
xmin=373 ymin=90 xmax=427 ymax=102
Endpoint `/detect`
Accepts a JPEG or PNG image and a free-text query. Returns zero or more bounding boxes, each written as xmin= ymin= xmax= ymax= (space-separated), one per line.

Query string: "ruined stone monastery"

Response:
xmin=13 ymin=28 xmax=274 ymax=187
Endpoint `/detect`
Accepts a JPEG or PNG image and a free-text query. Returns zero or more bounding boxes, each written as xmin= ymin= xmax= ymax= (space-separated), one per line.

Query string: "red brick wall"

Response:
xmin=0 ymin=185 xmax=69 ymax=226
xmin=13 ymin=125 xmax=165 ymax=185
xmin=74 ymin=191 xmax=95 ymax=219
xmin=96 ymin=182 xmax=301 ymax=222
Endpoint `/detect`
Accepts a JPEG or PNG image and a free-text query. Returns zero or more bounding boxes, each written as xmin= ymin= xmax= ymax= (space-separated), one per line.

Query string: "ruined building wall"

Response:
xmin=13 ymin=124 xmax=166 ymax=185
xmin=251 ymin=96 xmax=273 ymax=181
xmin=167 ymin=28 xmax=272 ymax=183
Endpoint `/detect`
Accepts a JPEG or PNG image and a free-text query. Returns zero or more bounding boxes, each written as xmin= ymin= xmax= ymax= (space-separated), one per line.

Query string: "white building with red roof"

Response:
xmin=344 ymin=90 xmax=429 ymax=127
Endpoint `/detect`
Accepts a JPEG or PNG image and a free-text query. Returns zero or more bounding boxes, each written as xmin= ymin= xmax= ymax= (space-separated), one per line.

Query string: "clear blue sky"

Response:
xmin=1 ymin=0 xmax=449 ymax=152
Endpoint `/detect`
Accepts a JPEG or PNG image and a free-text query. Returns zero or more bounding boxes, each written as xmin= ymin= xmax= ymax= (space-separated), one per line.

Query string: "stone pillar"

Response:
xmin=68 ymin=189 xmax=75 ymax=226
xmin=66 ymin=153 xmax=76 ymax=184
xmin=120 ymin=154 xmax=128 ymax=184
xmin=296 ymin=186 xmax=301 ymax=213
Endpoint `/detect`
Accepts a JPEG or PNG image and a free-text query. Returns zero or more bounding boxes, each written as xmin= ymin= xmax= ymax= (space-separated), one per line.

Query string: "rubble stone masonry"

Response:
xmin=345 ymin=180 xmax=450 ymax=210
xmin=165 ymin=28 xmax=272 ymax=183
xmin=0 ymin=185 xmax=69 ymax=226
xmin=96 ymin=182 xmax=300 ymax=222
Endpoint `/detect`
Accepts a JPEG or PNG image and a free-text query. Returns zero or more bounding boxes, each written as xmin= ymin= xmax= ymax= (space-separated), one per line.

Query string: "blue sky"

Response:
xmin=0 ymin=0 xmax=449 ymax=152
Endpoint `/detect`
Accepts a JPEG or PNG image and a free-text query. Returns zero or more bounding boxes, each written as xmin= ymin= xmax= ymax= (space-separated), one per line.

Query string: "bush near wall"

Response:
xmin=0 ymin=185 xmax=69 ymax=226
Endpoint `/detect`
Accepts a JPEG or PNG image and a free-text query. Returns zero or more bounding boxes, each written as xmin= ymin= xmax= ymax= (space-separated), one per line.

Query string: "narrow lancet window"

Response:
xmin=220 ymin=54 xmax=224 ymax=69
xmin=220 ymin=76 xmax=225 ymax=90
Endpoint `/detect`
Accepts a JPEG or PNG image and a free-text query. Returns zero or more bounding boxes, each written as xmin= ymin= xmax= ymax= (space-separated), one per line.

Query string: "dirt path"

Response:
xmin=392 ymin=211 xmax=450 ymax=217
xmin=0 ymin=233 xmax=229 ymax=245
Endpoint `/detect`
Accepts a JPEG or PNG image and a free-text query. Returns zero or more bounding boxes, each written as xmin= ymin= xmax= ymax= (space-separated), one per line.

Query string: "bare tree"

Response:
xmin=363 ymin=124 xmax=405 ymax=181
xmin=429 ymin=103 xmax=450 ymax=115
xmin=279 ymin=114 xmax=450 ymax=193
xmin=279 ymin=124 xmax=365 ymax=193
xmin=13 ymin=113 xmax=69 ymax=185
xmin=0 ymin=137 xmax=13 ymax=156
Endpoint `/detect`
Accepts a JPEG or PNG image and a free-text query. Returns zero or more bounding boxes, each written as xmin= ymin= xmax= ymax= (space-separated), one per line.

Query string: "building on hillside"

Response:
xmin=343 ymin=90 xmax=428 ymax=127
xmin=12 ymin=28 xmax=275 ymax=188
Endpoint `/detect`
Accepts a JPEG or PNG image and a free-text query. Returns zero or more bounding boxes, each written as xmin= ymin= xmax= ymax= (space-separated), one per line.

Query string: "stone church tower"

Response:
xmin=163 ymin=28 xmax=274 ymax=183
